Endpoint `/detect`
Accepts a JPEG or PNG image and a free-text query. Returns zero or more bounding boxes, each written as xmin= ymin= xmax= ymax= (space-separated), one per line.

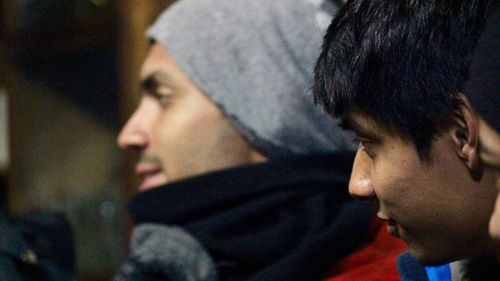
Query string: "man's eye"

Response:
xmin=156 ymin=94 xmax=170 ymax=104
xmin=354 ymin=138 xmax=375 ymax=159
xmin=151 ymin=90 xmax=172 ymax=105
xmin=361 ymin=143 xmax=375 ymax=159
xmin=143 ymin=82 xmax=173 ymax=105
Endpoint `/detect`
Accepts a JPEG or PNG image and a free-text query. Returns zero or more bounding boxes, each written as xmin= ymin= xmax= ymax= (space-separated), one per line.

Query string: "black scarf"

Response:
xmin=128 ymin=152 xmax=373 ymax=281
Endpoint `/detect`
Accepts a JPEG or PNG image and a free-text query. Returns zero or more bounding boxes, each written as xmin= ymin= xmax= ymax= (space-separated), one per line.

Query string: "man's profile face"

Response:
xmin=491 ymin=189 xmax=500 ymax=247
xmin=346 ymin=109 xmax=497 ymax=264
xmin=118 ymin=43 xmax=266 ymax=192
xmin=478 ymin=118 xmax=500 ymax=245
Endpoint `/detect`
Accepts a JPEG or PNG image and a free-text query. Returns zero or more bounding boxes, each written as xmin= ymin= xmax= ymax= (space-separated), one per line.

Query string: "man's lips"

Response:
xmin=377 ymin=212 xmax=400 ymax=238
xmin=135 ymin=165 xmax=167 ymax=192
xmin=386 ymin=220 xmax=400 ymax=237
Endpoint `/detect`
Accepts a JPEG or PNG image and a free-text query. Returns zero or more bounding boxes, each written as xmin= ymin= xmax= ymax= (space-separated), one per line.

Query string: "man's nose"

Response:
xmin=349 ymin=149 xmax=374 ymax=200
xmin=117 ymin=106 xmax=150 ymax=152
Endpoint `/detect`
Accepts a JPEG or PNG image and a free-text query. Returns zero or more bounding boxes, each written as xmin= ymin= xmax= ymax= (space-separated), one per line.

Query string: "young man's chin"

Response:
xmin=410 ymin=243 xmax=499 ymax=266
xmin=407 ymin=244 xmax=458 ymax=266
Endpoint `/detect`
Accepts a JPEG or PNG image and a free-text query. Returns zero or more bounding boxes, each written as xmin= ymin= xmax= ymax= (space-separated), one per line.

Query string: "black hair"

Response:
xmin=313 ymin=0 xmax=493 ymax=157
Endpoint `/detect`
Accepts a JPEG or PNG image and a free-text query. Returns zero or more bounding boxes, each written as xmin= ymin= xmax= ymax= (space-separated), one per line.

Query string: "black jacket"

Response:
xmin=0 ymin=211 xmax=75 ymax=281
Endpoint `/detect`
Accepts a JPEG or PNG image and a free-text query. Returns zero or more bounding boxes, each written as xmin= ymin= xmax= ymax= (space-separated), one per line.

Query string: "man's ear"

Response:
xmin=450 ymin=94 xmax=480 ymax=171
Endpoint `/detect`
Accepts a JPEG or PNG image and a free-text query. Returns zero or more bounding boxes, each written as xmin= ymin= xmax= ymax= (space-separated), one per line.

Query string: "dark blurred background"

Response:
xmin=0 ymin=0 xmax=174 ymax=280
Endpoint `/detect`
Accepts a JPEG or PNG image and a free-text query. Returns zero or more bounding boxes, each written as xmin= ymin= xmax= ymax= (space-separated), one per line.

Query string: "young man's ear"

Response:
xmin=450 ymin=94 xmax=480 ymax=171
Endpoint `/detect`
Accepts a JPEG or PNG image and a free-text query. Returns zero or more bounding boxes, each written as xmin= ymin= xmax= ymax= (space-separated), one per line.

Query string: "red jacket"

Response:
xmin=323 ymin=219 xmax=407 ymax=281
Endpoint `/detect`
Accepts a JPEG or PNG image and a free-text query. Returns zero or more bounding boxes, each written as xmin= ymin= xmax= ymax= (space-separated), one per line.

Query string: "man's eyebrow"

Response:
xmin=347 ymin=116 xmax=381 ymax=139
xmin=139 ymin=71 xmax=173 ymax=93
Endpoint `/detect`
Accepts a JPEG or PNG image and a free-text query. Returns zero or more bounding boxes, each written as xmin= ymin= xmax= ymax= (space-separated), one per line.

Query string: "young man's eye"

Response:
xmin=156 ymin=94 xmax=171 ymax=104
xmin=150 ymin=89 xmax=172 ymax=106
xmin=362 ymin=143 xmax=376 ymax=158
xmin=354 ymin=137 xmax=376 ymax=159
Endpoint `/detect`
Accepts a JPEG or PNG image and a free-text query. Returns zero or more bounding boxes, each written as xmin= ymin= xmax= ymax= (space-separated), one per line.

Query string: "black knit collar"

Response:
xmin=128 ymin=152 xmax=354 ymax=225
xmin=126 ymin=152 xmax=373 ymax=281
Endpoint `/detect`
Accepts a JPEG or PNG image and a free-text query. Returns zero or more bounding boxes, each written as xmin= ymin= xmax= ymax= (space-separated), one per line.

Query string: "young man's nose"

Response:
xmin=117 ymin=108 xmax=150 ymax=151
xmin=348 ymin=150 xmax=374 ymax=200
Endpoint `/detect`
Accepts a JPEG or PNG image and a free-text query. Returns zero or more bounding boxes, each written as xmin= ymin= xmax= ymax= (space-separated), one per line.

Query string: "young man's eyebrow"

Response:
xmin=139 ymin=71 xmax=174 ymax=94
xmin=347 ymin=116 xmax=381 ymax=140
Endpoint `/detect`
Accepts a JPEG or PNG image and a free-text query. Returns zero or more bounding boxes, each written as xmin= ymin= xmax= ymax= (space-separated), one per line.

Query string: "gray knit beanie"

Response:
xmin=148 ymin=0 xmax=353 ymax=158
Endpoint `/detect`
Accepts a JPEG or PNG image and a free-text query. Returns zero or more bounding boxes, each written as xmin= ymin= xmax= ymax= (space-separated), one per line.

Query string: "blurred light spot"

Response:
xmin=99 ymin=200 xmax=116 ymax=219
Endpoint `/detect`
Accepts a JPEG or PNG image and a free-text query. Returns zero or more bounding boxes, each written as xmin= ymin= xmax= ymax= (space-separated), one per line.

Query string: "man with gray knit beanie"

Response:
xmin=113 ymin=0 xmax=387 ymax=280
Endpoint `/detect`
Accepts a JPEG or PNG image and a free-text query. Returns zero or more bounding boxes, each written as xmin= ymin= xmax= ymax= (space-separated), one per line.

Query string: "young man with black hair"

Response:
xmin=314 ymin=0 xmax=499 ymax=280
